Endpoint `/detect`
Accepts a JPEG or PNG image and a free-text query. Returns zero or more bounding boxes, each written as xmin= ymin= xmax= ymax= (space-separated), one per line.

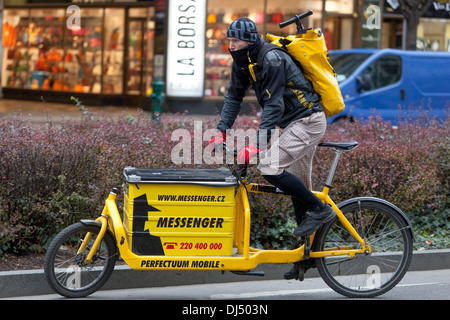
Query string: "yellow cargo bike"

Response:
xmin=44 ymin=11 xmax=413 ymax=298
xmin=44 ymin=140 xmax=414 ymax=298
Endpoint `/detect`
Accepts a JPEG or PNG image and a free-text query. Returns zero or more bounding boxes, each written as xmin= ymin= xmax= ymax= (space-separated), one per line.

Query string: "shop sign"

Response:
xmin=155 ymin=0 xmax=166 ymax=23
xmin=384 ymin=0 xmax=450 ymax=19
xmin=166 ymin=0 xmax=206 ymax=98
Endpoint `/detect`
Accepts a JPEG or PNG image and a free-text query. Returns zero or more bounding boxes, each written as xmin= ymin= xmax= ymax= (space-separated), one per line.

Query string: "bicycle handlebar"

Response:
xmin=211 ymin=141 xmax=237 ymax=158
xmin=279 ymin=10 xmax=313 ymax=29
xmin=214 ymin=142 xmax=248 ymax=181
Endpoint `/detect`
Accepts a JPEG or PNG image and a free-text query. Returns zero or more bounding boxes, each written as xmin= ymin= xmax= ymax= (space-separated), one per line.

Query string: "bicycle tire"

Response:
xmin=44 ymin=222 xmax=118 ymax=298
xmin=313 ymin=199 xmax=413 ymax=298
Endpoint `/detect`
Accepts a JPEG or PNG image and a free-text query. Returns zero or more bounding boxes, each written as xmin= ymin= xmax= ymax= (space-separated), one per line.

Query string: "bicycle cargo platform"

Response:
xmin=123 ymin=167 xmax=237 ymax=256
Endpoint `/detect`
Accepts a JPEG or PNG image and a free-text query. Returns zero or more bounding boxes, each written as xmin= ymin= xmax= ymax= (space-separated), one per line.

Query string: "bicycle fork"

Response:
xmin=76 ymin=192 xmax=116 ymax=264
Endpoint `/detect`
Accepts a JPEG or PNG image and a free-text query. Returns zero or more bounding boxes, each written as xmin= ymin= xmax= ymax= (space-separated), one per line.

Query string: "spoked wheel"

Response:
xmin=44 ymin=222 xmax=118 ymax=298
xmin=314 ymin=199 xmax=413 ymax=298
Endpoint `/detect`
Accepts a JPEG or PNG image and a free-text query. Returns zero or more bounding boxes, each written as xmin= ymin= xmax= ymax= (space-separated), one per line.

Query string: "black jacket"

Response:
xmin=217 ymin=37 xmax=323 ymax=145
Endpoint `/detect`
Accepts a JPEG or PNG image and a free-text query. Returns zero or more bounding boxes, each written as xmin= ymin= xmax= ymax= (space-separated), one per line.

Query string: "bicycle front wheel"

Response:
xmin=314 ymin=199 xmax=413 ymax=298
xmin=44 ymin=222 xmax=118 ymax=298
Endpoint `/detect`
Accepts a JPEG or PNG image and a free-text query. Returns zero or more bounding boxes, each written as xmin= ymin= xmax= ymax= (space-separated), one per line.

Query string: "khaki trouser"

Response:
xmin=257 ymin=111 xmax=327 ymax=189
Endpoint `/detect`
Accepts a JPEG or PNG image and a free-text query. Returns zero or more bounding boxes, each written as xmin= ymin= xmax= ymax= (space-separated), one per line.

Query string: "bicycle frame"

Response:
xmin=80 ymin=180 xmax=370 ymax=271
xmin=243 ymin=183 xmax=370 ymax=259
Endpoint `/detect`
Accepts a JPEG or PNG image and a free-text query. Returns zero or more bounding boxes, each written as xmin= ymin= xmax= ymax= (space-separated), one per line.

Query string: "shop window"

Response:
xmin=266 ymin=0 xmax=324 ymax=34
xmin=126 ymin=7 xmax=155 ymax=96
xmin=2 ymin=8 xmax=30 ymax=88
xmin=417 ymin=18 xmax=450 ymax=51
xmin=103 ymin=8 xmax=125 ymax=94
xmin=324 ymin=0 xmax=353 ymax=14
xmin=2 ymin=7 xmax=127 ymax=95
xmin=359 ymin=55 xmax=402 ymax=91
xmin=205 ymin=0 xmax=264 ymax=97
xmin=65 ymin=8 xmax=104 ymax=93
xmin=204 ymin=0 xmax=325 ymax=98
xmin=2 ymin=8 xmax=69 ymax=90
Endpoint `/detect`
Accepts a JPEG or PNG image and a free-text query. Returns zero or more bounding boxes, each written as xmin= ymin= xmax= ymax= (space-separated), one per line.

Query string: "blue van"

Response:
xmin=328 ymin=49 xmax=450 ymax=124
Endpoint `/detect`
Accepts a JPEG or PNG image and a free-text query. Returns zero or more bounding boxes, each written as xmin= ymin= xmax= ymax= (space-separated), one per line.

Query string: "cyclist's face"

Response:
xmin=228 ymin=38 xmax=250 ymax=51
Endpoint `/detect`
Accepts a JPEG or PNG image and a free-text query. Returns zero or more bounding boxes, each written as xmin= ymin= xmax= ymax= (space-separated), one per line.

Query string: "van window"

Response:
xmin=329 ymin=53 xmax=371 ymax=83
xmin=360 ymin=55 xmax=402 ymax=91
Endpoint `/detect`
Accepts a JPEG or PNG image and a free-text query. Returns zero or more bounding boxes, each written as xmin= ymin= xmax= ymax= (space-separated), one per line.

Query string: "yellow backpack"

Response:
xmin=264 ymin=29 xmax=345 ymax=118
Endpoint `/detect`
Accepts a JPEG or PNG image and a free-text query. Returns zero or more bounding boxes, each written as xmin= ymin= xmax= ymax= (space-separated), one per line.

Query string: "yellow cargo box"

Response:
xmin=123 ymin=167 xmax=237 ymax=256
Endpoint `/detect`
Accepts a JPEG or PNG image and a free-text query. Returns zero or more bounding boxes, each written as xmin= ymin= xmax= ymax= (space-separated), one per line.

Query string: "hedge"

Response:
xmin=0 ymin=106 xmax=448 ymax=254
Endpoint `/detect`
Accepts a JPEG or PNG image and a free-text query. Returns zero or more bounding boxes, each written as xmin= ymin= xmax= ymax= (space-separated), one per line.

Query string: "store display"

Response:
xmin=1 ymin=7 xmax=129 ymax=96
xmin=125 ymin=9 xmax=155 ymax=97
xmin=2 ymin=22 xmax=17 ymax=48
xmin=2 ymin=10 xmax=29 ymax=89
xmin=204 ymin=7 xmax=301 ymax=97
xmin=205 ymin=10 xmax=236 ymax=97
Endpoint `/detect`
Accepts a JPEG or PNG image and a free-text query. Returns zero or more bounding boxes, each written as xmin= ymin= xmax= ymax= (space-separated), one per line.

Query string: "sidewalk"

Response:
xmin=0 ymin=98 xmax=145 ymax=123
xmin=1 ymin=249 xmax=449 ymax=298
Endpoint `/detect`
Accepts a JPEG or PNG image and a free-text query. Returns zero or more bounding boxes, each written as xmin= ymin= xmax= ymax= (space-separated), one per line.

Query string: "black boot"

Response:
xmin=284 ymin=260 xmax=317 ymax=281
xmin=293 ymin=205 xmax=336 ymax=237
xmin=284 ymin=261 xmax=301 ymax=280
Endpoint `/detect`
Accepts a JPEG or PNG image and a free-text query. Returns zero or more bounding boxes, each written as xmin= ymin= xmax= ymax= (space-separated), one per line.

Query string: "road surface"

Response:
xmin=4 ymin=269 xmax=449 ymax=301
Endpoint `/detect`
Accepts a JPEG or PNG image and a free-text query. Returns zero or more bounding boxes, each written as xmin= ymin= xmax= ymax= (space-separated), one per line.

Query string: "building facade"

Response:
xmin=1 ymin=0 xmax=448 ymax=112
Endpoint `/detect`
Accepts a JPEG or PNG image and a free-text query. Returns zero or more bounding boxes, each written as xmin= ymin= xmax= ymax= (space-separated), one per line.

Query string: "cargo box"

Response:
xmin=123 ymin=167 xmax=237 ymax=256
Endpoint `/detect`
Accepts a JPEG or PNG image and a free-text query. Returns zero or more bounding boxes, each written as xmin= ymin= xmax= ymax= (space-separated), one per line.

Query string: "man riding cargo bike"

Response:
xmin=44 ymin=11 xmax=413 ymax=299
xmin=209 ymin=12 xmax=343 ymax=278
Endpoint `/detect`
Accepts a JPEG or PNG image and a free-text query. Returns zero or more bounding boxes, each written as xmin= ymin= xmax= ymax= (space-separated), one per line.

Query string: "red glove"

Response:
xmin=208 ymin=131 xmax=226 ymax=151
xmin=237 ymin=145 xmax=260 ymax=164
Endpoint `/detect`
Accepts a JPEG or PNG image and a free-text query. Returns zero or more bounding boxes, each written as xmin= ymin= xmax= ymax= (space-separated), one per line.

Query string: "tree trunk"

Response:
xmin=405 ymin=14 xmax=420 ymax=50
xmin=399 ymin=0 xmax=434 ymax=50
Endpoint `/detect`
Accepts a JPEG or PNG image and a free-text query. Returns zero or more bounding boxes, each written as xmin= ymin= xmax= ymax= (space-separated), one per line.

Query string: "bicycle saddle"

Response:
xmin=318 ymin=141 xmax=358 ymax=151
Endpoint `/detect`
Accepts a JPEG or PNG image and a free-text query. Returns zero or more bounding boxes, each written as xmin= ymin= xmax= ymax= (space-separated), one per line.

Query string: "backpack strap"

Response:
xmin=257 ymin=42 xmax=304 ymax=72
xmin=246 ymin=43 xmax=287 ymax=82
xmin=256 ymin=43 xmax=285 ymax=66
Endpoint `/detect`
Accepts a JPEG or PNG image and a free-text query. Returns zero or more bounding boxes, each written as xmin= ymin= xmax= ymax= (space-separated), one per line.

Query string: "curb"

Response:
xmin=1 ymin=249 xmax=449 ymax=298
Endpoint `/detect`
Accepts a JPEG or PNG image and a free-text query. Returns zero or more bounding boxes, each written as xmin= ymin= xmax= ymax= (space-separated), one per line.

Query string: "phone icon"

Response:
xmin=163 ymin=242 xmax=177 ymax=249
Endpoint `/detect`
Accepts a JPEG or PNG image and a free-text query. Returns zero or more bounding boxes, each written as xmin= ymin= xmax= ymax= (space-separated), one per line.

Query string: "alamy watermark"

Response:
xmin=365 ymin=5 xmax=381 ymax=30
xmin=66 ymin=5 xmax=81 ymax=30
xmin=170 ymin=121 xmax=280 ymax=170
xmin=66 ymin=265 xmax=81 ymax=289
xmin=366 ymin=265 xmax=381 ymax=289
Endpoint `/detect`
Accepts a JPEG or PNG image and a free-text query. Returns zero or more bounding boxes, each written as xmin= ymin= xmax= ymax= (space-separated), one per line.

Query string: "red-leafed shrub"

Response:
xmin=0 ymin=107 xmax=448 ymax=254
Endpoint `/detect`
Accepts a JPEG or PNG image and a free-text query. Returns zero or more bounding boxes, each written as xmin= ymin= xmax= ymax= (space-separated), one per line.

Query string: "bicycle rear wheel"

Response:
xmin=314 ymin=199 xmax=413 ymax=298
xmin=44 ymin=222 xmax=118 ymax=298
